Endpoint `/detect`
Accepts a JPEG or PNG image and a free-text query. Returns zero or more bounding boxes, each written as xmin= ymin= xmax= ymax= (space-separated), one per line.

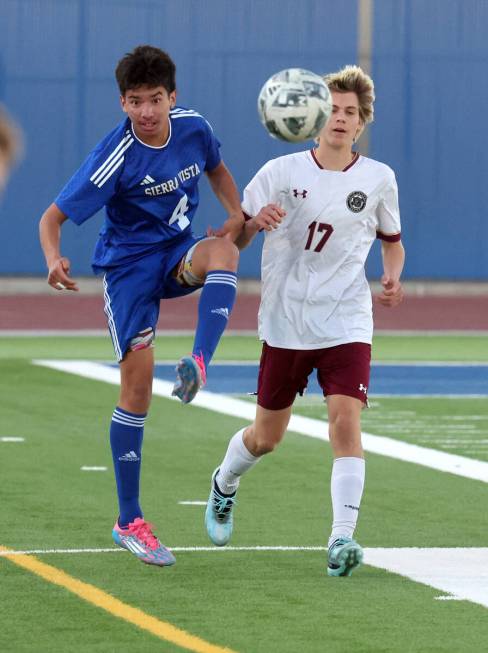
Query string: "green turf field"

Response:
xmin=1 ymin=334 xmax=488 ymax=653
xmin=1 ymin=332 xmax=488 ymax=361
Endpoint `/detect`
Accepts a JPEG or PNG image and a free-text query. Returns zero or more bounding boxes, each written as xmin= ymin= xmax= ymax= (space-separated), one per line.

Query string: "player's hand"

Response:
xmin=375 ymin=275 xmax=403 ymax=307
xmin=47 ymin=256 xmax=79 ymax=292
xmin=253 ymin=204 xmax=286 ymax=232
xmin=207 ymin=213 xmax=245 ymax=242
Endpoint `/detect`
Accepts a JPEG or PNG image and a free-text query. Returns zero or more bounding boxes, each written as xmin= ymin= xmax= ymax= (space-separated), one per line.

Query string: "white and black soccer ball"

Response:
xmin=257 ymin=68 xmax=332 ymax=143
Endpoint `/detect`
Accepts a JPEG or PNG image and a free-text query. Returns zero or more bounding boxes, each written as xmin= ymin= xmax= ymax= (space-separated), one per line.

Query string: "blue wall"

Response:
xmin=0 ymin=0 xmax=487 ymax=280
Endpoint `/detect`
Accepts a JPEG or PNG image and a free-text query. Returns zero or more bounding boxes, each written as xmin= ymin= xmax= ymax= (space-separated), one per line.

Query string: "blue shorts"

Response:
xmin=102 ymin=235 xmax=204 ymax=361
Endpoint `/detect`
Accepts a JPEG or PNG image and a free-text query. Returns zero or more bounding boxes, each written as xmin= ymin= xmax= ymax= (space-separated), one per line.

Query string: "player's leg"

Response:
xmin=104 ymin=262 xmax=175 ymax=566
xmin=326 ymin=394 xmax=364 ymax=575
xmin=205 ymin=404 xmax=292 ymax=546
xmin=318 ymin=342 xmax=370 ymax=576
xmin=172 ymin=237 xmax=238 ymax=403
xmin=111 ymin=346 xmax=175 ymax=566
xmin=112 ymin=347 xmax=153 ymax=527
xmin=205 ymin=343 xmax=307 ymax=545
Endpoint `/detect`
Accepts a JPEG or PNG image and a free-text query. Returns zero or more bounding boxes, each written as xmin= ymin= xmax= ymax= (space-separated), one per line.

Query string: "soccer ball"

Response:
xmin=257 ymin=68 xmax=332 ymax=143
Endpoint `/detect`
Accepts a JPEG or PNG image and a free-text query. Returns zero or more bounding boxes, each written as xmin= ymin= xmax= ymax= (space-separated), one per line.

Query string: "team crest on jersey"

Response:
xmin=346 ymin=191 xmax=367 ymax=213
xmin=293 ymin=188 xmax=308 ymax=199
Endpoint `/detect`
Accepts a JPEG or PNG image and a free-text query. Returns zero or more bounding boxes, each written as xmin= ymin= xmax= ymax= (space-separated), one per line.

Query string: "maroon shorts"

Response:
xmin=257 ymin=342 xmax=371 ymax=410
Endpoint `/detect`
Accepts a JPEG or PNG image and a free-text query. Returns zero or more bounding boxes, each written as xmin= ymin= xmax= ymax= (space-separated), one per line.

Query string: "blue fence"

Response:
xmin=0 ymin=0 xmax=487 ymax=279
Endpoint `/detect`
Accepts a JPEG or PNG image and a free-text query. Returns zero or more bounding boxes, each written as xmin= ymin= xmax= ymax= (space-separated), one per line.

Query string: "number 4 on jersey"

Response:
xmin=169 ymin=194 xmax=190 ymax=231
xmin=305 ymin=221 xmax=334 ymax=252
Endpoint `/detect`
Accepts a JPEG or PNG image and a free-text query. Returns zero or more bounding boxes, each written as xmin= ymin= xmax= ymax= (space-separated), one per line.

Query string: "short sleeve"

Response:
xmin=376 ymin=169 xmax=401 ymax=241
xmin=203 ymin=119 xmax=222 ymax=172
xmin=54 ymin=128 xmax=132 ymax=225
xmin=242 ymin=158 xmax=284 ymax=218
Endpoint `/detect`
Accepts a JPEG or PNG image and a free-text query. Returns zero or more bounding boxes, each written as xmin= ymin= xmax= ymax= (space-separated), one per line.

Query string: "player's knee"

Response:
xmin=329 ymin=414 xmax=355 ymax=438
xmin=328 ymin=411 xmax=361 ymax=452
xmin=120 ymin=381 xmax=152 ymax=412
xmin=254 ymin=439 xmax=277 ymax=455
xmin=245 ymin=426 xmax=280 ymax=456
xmin=329 ymin=405 xmax=359 ymax=430
xmin=225 ymin=239 xmax=239 ymax=263
xmin=209 ymin=238 xmax=239 ymax=270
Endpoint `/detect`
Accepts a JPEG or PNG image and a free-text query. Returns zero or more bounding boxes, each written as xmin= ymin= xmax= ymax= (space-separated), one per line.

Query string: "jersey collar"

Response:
xmin=310 ymin=148 xmax=360 ymax=172
xmin=130 ymin=118 xmax=172 ymax=150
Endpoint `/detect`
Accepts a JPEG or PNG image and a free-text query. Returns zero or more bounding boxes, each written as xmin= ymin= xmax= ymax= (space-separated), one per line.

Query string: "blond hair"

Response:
xmin=323 ymin=65 xmax=375 ymax=129
xmin=0 ymin=105 xmax=22 ymax=173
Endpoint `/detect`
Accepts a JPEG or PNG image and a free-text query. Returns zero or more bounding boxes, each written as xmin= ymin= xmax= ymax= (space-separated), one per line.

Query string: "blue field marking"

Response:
xmin=154 ymin=363 xmax=488 ymax=396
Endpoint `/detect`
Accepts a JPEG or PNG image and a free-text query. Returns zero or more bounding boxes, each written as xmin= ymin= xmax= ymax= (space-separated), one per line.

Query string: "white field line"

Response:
xmin=0 ymin=545 xmax=328 ymax=556
xmin=34 ymin=360 xmax=488 ymax=485
xmin=0 ymin=437 xmax=24 ymax=442
xmin=366 ymin=548 xmax=488 ymax=609
xmin=2 ymin=544 xmax=488 ymax=609
xmin=0 ymin=548 xmax=125 ymax=555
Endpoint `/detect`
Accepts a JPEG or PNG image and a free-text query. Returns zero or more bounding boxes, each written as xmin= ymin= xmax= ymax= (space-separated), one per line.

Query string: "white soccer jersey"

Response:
xmin=242 ymin=150 xmax=401 ymax=349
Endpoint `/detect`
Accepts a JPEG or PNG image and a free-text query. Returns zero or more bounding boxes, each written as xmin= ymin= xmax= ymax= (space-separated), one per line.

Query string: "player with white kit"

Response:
xmin=205 ymin=65 xmax=405 ymax=577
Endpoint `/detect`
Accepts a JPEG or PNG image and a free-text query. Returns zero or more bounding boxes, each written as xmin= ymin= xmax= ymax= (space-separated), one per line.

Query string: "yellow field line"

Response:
xmin=0 ymin=546 xmax=238 ymax=653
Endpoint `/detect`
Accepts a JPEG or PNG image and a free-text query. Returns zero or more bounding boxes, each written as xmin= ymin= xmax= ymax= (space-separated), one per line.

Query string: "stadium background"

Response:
xmin=0 ymin=0 xmax=487 ymax=282
xmin=2 ymin=4 xmax=488 ymax=652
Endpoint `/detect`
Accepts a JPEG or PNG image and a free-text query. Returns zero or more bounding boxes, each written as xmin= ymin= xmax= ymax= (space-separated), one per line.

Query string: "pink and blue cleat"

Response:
xmin=112 ymin=517 xmax=176 ymax=566
xmin=172 ymin=353 xmax=206 ymax=404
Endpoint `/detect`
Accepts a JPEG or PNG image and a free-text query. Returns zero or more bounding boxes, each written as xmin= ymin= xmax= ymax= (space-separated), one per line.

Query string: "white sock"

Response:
xmin=328 ymin=456 xmax=365 ymax=547
xmin=215 ymin=428 xmax=260 ymax=494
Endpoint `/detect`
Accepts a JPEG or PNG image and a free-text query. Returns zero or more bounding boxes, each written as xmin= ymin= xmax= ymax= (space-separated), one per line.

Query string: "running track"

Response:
xmin=1 ymin=293 xmax=488 ymax=331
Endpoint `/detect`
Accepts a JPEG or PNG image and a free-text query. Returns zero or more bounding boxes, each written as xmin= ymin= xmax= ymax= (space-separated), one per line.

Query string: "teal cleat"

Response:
xmin=327 ymin=537 xmax=363 ymax=577
xmin=205 ymin=468 xmax=236 ymax=546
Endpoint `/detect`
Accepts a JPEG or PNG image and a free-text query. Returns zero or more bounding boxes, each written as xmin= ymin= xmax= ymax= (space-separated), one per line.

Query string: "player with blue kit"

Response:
xmin=39 ymin=45 xmax=243 ymax=566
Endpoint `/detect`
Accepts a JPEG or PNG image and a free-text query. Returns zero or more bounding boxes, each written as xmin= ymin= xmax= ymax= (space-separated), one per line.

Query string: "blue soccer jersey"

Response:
xmin=55 ymin=107 xmax=221 ymax=271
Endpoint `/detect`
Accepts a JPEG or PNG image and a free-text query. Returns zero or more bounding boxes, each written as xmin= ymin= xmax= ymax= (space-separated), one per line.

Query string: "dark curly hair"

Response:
xmin=115 ymin=45 xmax=176 ymax=95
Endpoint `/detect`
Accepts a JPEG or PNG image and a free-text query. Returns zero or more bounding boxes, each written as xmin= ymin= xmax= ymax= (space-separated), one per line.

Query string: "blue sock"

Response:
xmin=110 ymin=406 xmax=146 ymax=527
xmin=192 ymin=269 xmax=237 ymax=370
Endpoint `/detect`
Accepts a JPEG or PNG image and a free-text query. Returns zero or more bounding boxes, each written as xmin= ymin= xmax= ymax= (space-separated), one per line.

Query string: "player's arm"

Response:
xmin=376 ymin=240 xmax=405 ymax=307
xmin=232 ymin=158 xmax=286 ymax=250
xmin=205 ymin=161 xmax=244 ymax=242
xmin=234 ymin=204 xmax=286 ymax=250
xmin=39 ymin=203 xmax=79 ymax=291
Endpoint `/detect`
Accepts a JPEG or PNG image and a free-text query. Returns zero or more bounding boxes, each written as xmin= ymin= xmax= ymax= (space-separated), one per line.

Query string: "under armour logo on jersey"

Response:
xmin=359 ymin=384 xmax=368 ymax=394
xmin=211 ymin=307 xmax=229 ymax=319
xmin=140 ymin=174 xmax=156 ymax=186
xmin=293 ymin=188 xmax=308 ymax=198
